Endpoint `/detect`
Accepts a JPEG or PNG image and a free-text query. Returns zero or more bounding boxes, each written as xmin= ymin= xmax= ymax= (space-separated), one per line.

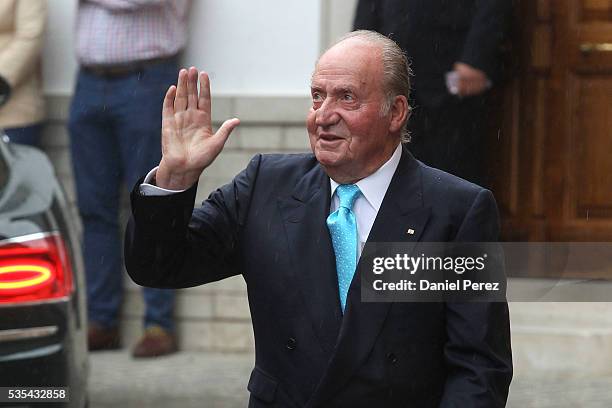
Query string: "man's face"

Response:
xmin=307 ymin=39 xmax=398 ymax=183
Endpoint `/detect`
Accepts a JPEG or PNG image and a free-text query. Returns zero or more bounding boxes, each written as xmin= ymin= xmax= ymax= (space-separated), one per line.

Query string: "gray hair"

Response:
xmin=328 ymin=30 xmax=413 ymax=142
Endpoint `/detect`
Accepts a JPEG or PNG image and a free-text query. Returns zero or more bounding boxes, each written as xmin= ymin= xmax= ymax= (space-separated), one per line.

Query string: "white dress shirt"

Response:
xmin=140 ymin=167 xmax=181 ymax=195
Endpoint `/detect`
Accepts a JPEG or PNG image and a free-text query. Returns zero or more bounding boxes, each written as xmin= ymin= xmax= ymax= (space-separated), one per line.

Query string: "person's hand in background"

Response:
xmin=452 ymin=62 xmax=491 ymax=97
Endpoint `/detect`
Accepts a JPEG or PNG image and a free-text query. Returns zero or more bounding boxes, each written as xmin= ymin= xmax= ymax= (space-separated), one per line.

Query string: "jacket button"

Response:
xmin=386 ymin=352 xmax=398 ymax=364
xmin=286 ymin=337 xmax=297 ymax=350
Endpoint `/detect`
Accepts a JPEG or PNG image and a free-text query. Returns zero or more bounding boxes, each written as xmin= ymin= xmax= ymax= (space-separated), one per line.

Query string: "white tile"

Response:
xmin=238 ymin=126 xmax=283 ymax=150
xmin=214 ymin=294 xmax=252 ymax=320
xmin=210 ymin=321 xmax=255 ymax=352
xmin=40 ymin=124 xmax=70 ymax=148
xmin=282 ymin=126 xmax=311 ymax=151
xmin=201 ymin=276 xmax=248 ymax=294
xmin=179 ymin=321 xmax=215 ymax=351
xmin=234 ymin=97 xmax=310 ymax=124
xmin=45 ymin=147 xmax=73 ymax=177
xmin=177 ymin=289 xmax=215 ymax=320
xmin=203 ymin=151 xmax=254 ymax=180
xmin=45 ymin=95 xmax=71 ymax=122
xmin=210 ymin=96 xmax=233 ymax=126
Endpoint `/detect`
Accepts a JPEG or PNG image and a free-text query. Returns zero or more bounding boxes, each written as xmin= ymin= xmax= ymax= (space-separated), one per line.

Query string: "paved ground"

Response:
xmin=508 ymin=375 xmax=612 ymax=408
xmin=89 ymin=350 xmax=612 ymax=408
xmin=89 ymin=350 xmax=252 ymax=408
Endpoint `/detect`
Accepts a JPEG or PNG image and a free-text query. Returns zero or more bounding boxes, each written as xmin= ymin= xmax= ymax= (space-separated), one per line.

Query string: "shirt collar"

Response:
xmin=330 ymin=143 xmax=402 ymax=212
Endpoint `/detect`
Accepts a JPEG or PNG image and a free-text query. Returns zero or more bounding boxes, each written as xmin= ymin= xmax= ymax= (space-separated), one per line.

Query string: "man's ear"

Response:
xmin=388 ymin=95 xmax=410 ymax=133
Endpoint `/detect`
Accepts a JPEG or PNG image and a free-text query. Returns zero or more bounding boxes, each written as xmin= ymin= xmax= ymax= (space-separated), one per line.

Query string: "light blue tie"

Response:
xmin=327 ymin=184 xmax=361 ymax=313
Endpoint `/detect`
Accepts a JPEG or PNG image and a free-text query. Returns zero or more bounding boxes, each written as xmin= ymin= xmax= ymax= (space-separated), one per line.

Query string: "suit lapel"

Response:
xmin=278 ymin=164 xmax=342 ymax=354
xmin=309 ymin=147 xmax=432 ymax=407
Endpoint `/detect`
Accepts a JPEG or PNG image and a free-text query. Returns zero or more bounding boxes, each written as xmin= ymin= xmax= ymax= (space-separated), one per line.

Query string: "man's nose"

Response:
xmin=315 ymin=99 xmax=340 ymax=128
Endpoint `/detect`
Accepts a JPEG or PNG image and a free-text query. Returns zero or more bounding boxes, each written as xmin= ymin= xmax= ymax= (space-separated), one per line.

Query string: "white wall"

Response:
xmin=43 ymin=0 xmax=322 ymax=96
xmin=43 ymin=0 xmax=78 ymax=95
xmin=183 ymin=0 xmax=321 ymax=96
xmin=326 ymin=0 xmax=357 ymax=48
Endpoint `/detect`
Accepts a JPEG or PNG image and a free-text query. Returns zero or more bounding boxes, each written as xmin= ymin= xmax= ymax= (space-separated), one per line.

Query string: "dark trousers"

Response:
xmin=407 ymin=95 xmax=489 ymax=187
xmin=68 ymin=59 xmax=178 ymax=331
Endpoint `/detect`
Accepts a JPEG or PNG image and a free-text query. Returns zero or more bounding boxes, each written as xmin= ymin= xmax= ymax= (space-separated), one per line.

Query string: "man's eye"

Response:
xmin=312 ymin=92 xmax=323 ymax=102
xmin=342 ymin=93 xmax=354 ymax=101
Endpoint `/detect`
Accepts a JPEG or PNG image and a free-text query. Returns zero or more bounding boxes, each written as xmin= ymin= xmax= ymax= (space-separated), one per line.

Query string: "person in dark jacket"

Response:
xmin=354 ymin=0 xmax=512 ymax=186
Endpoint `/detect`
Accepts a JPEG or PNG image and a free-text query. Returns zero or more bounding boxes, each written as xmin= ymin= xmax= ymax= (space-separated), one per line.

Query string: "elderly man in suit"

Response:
xmin=125 ymin=30 xmax=512 ymax=407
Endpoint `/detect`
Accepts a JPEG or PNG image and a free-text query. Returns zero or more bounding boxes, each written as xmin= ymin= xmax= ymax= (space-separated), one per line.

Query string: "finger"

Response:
xmin=174 ymin=69 xmax=188 ymax=112
xmin=466 ymin=83 xmax=477 ymax=96
xmin=213 ymin=118 xmax=240 ymax=145
xmin=186 ymin=67 xmax=198 ymax=109
xmin=471 ymin=79 xmax=487 ymax=95
xmin=162 ymin=85 xmax=176 ymax=118
xmin=456 ymin=78 xmax=468 ymax=97
xmin=198 ymin=71 xmax=212 ymax=114
xmin=463 ymin=79 xmax=481 ymax=96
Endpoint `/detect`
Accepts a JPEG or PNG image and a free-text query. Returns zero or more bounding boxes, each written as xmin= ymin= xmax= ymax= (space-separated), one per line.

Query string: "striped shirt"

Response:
xmin=75 ymin=0 xmax=190 ymax=66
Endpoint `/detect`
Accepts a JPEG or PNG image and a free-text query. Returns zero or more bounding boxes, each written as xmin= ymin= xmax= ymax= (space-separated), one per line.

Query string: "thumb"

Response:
xmin=214 ymin=118 xmax=240 ymax=145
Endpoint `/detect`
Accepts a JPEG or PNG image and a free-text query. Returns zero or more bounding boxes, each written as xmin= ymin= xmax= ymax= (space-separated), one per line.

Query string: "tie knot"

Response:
xmin=336 ymin=184 xmax=361 ymax=209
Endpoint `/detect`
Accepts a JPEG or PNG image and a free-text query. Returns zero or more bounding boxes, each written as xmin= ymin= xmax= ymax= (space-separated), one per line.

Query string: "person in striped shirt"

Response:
xmin=68 ymin=0 xmax=191 ymax=358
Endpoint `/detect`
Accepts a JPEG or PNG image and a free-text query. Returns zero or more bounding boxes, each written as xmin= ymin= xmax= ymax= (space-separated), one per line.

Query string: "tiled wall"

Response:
xmin=42 ymin=95 xmax=312 ymax=352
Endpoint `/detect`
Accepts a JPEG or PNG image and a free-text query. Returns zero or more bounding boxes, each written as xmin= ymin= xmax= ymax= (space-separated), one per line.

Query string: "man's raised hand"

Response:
xmin=156 ymin=67 xmax=240 ymax=190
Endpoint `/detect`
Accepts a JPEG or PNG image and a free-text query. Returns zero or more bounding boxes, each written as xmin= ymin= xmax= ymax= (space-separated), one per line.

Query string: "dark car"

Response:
xmin=0 ymin=134 xmax=88 ymax=407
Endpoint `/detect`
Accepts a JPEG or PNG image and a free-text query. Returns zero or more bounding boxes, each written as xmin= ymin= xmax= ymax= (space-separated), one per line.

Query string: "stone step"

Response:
xmin=120 ymin=276 xmax=253 ymax=352
xmin=119 ymin=275 xmax=612 ymax=366
xmin=120 ymin=317 xmax=254 ymax=352
xmin=509 ymin=299 xmax=612 ymax=376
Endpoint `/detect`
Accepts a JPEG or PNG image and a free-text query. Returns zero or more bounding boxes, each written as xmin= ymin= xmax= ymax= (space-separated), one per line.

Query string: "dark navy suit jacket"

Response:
xmin=125 ymin=147 xmax=512 ymax=407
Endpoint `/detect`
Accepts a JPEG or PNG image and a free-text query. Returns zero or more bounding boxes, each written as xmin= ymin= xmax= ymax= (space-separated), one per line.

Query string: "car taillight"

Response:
xmin=0 ymin=233 xmax=74 ymax=304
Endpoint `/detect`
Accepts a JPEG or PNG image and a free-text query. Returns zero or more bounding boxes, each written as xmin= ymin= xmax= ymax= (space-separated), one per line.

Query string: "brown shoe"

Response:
xmin=88 ymin=322 xmax=121 ymax=351
xmin=132 ymin=325 xmax=177 ymax=358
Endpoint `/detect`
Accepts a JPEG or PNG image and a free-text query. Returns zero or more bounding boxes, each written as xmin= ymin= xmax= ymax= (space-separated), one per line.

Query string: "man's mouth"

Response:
xmin=318 ymin=133 xmax=343 ymax=141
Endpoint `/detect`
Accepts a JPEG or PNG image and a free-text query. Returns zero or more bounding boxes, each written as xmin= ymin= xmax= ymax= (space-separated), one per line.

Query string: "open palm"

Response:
xmin=156 ymin=67 xmax=239 ymax=190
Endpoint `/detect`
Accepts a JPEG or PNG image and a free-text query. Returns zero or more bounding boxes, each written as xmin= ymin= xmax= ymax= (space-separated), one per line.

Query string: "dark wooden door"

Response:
xmin=489 ymin=0 xmax=612 ymax=277
xmin=547 ymin=0 xmax=612 ymax=241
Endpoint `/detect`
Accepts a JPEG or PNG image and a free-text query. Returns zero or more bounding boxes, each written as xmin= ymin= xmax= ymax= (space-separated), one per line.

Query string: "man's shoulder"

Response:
xmin=235 ymin=152 xmax=320 ymax=188
xmin=258 ymin=152 xmax=317 ymax=168
xmin=236 ymin=152 xmax=323 ymax=200
xmin=413 ymin=160 xmax=499 ymax=240
xmin=250 ymin=152 xmax=320 ymax=179
xmin=417 ymin=160 xmax=492 ymax=210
